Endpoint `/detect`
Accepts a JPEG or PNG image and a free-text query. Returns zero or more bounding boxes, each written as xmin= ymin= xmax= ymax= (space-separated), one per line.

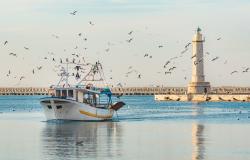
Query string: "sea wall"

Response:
xmin=155 ymin=94 xmax=250 ymax=102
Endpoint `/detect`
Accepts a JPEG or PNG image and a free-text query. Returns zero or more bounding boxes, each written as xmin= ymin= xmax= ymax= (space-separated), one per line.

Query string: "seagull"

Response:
xmin=78 ymin=33 xmax=82 ymax=36
xmin=230 ymin=71 xmax=238 ymax=75
xmin=127 ymin=38 xmax=133 ymax=43
xmin=105 ymin=48 xmax=110 ymax=52
xmin=181 ymin=48 xmax=188 ymax=54
xmin=169 ymin=66 xmax=176 ymax=71
xmin=32 ymin=69 xmax=35 ymax=74
xmin=9 ymin=53 xmax=17 ymax=57
xmin=37 ymin=66 xmax=42 ymax=70
xmin=185 ymin=42 xmax=191 ymax=48
xmin=44 ymin=57 xmax=48 ymax=60
xmin=164 ymin=61 xmax=170 ymax=68
xmin=191 ymin=54 xmax=196 ymax=59
xmin=70 ymin=10 xmax=77 ymax=15
xmin=158 ymin=45 xmax=163 ymax=48
xmin=19 ymin=76 xmax=25 ymax=81
xmin=24 ymin=47 xmax=29 ymax=50
xmin=149 ymin=55 xmax=152 ymax=58
xmin=138 ymin=74 xmax=141 ymax=79
xmin=243 ymin=68 xmax=250 ymax=73
xmin=128 ymin=31 xmax=133 ymax=35
xmin=198 ymin=58 xmax=203 ymax=63
xmin=51 ymin=34 xmax=59 ymax=39
xmin=211 ymin=57 xmax=219 ymax=61
xmin=144 ymin=54 xmax=149 ymax=57
xmin=52 ymin=58 xmax=55 ymax=61
xmin=170 ymin=56 xmax=178 ymax=60
xmin=165 ymin=71 xmax=171 ymax=74
xmin=117 ymin=83 xmax=123 ymax=87
xmin=217 ymin=37 xmax=221 ymax=40
xmin=89 ymin=21 xmax=94 ymax=25
xmin=4 ymin=41 xmax=8 ymax=45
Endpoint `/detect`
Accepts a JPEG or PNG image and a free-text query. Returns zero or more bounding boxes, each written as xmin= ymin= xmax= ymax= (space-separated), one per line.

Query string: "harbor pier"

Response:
xmin=0 ymin=86 xmax=250 ymax=98
xmin=0 ymin=87 xmax=52 ymax=96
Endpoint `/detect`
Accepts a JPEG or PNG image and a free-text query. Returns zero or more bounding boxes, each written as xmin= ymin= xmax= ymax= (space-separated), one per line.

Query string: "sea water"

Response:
xmin=0 ymin=96 xmax=250 ymax=160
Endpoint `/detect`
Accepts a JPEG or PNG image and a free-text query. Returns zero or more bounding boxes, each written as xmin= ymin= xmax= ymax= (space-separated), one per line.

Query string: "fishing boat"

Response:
xmin=40 ymin=61 xmax=125 ymax=121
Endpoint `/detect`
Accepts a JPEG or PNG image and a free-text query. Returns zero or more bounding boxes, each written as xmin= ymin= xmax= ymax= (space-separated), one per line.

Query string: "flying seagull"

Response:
xmin=243 ymin=68 xmax=250 ymax=73
xmin=181 ymin=48 xmax=188 ymax=54
xmin=169 ymin=66 xmax=176 ymax=71
xmin=164 ymin=61 xmax=170 ymax=68
xmin=19 ymin=76 xmax=25 ymax=81
xmin=70 ymin=11 xmax=77 ymax=15
xmin=37 ymin=66 xmax=42 ymax=70
xmin=185 ymin=42 xmax=191 ymax=48
xmin=105 ymin=48 xmax=110 ymax=52
xmin=127 ymin=38 xmax=133 ymax=43
xmin=211 ymin=57 xmax=219 ymax=61
xmin=4 ymin=41 xmax=8 ymax=45
xmin=128 ymin=31 xmax=133 ymax=35
xmin=191 ymin=54 xmax=196 ymax=59
xmin=165 ymin=71 xmax=171 ymax=74
xmin=9 ymin=53 xmax=17 ymax=57
xmin=137 ymin=74 xmax=141 ymax=79
xmin=230 ymin=71 xmax=238 ymax=75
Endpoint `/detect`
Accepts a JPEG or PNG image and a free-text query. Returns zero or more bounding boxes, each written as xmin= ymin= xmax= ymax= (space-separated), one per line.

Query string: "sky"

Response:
xmin=0 ymin=0 xmax=250 ymax=87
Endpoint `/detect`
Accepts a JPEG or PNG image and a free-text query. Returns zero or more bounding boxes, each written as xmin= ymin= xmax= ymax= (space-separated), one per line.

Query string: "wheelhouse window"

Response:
xmin=47 ymin=105 xmax=52 ymax=109
xmin=68 ymin=90 xmax=73 ymax=97
xmin=62 ymin=90 xmax=67 ymax=97
xmin=56 ymin=90 xmax=60 ymax=97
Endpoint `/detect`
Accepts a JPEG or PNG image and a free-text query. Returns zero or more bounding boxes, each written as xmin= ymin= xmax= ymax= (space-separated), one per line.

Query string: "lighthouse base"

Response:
xmin=187 ymin=82 xmax=211 ymax=94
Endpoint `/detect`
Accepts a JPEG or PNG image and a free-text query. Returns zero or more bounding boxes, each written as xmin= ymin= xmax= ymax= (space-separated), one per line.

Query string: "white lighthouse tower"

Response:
xmin=188 ymin=27 xmax=210 ymax=94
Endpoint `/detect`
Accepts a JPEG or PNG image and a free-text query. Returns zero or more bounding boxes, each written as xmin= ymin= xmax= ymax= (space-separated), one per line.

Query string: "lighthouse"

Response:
xmin=188 ymin=27 xmax=210 ymax=94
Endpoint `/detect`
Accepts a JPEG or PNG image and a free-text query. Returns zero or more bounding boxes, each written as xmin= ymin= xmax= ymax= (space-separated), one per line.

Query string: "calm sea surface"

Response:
xmin=0 ymin=96 xmax=250 ymax=160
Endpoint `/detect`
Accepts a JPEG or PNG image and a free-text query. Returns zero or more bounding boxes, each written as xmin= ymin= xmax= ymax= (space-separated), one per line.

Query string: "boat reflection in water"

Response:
xmin=192 ymin=104 xmax=206 ymax=160
xmin=41 ymin=121 xmax=122 ymax=160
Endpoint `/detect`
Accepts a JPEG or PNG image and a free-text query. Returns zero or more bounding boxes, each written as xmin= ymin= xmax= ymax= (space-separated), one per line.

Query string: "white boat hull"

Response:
xmin=40 ymin=97 xmax=114 ymax=121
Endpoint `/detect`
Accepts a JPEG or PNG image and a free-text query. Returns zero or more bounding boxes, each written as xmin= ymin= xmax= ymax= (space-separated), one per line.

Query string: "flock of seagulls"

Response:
xmin=1 ymin=9 xmax=249 ymax=87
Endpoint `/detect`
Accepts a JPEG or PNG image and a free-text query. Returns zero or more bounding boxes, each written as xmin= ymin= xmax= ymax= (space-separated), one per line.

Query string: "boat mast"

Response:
xmin=66 ymin=62 xmax=69 ymax=87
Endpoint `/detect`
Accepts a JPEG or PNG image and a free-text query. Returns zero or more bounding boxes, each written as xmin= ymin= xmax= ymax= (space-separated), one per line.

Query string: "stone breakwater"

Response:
xmin=154 ymin=94 xmax=250 ymax=102
xmin=0 ymin=87 xmax=250 ymax=102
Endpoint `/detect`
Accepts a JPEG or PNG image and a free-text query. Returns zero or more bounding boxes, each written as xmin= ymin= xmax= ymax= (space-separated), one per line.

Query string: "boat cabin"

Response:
xmin=53 ymin=87 xmax=112 ymax=108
